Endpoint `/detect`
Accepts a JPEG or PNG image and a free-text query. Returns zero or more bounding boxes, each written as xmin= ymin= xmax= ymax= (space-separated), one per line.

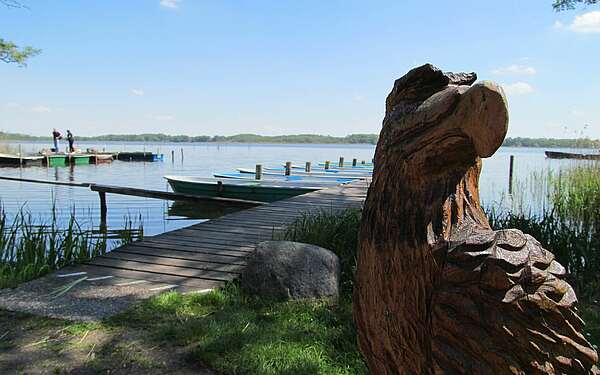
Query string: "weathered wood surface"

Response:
xmin=83 ymin=180 xmax=367 ymax=290
xmin=97 ymin=182 xmax=364 ymax=282
xmin=353 ymin=64 xmax=598 ymax=374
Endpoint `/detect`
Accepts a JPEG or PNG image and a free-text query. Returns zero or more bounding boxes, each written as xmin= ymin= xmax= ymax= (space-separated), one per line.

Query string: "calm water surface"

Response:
xmin=0 ymin=142 xmax=593 ymax=236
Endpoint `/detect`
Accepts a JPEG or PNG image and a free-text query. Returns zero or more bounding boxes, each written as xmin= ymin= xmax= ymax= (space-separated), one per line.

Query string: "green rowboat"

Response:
xmin=165 ymin=176 xmax=341 ymax=203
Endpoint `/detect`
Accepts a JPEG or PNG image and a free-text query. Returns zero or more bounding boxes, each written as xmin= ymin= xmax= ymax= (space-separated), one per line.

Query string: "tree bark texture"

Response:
xmin=353 ymin=64 xmax=598 ymax=374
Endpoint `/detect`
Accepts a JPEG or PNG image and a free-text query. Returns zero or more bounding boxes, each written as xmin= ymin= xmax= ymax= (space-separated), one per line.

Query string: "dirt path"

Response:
xmin=0 ymin=310 xmax=218 ymax=375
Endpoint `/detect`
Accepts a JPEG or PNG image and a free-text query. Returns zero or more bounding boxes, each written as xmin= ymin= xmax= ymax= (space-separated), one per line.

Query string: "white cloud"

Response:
xmin=492 ymin=64 xmax=537 ymax=76
xmin=30 ymin=105 xmax=51 ymax=113
xmin=570 ymin=11 xmax=600 ymax=33
xmin=160 ymin=0 xmax=180 ymax=9
xmin=150 ymin=114 xmax=175 ymax=121
xmin=557 ymin=11 xmax=600 ymax=33
xmin=502 ymin=82 xmax=534 ymax=96
xmin=130 ymin=88 xmax=145 ymax=96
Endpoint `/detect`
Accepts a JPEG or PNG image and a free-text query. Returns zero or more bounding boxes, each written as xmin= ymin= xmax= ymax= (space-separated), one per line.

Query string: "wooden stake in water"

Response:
xmin=255 ymin=164 xmax=263 ymax=180
xmin=99 ymin=191 xmax=107 ymax=232
xmin=339 ymin=156 xmax=344 ymax=168
xmin=352 ymin=158 xmax=357 ymax=167
xmin=305 ymin=161 xmax=311 ymax=172
xmin=181 ymin=148 xmax=184 ymax=164
xmin=325 ymin=160 xmax=330 ymax=170
xmin=171 ymin=150 xmax=175 ymax=163
xmin=18 ymin=144 xmax=22 ymax=166
xmin=509 ymin=155 xmax=515 ymax=194
xmin=285 ymin=161 xmax=292 ymax=176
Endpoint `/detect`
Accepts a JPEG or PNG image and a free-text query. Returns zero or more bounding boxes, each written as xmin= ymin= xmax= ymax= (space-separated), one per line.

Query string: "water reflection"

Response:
xmin=168 ymin=201 xmax=245 ymax=220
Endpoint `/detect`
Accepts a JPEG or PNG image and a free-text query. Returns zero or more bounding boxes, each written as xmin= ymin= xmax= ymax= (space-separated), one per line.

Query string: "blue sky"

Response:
xmin=1 ymin=0 xmax=598 ymax=138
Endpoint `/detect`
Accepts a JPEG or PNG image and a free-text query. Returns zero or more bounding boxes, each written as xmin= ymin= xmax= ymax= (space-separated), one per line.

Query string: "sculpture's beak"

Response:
xmin=456 ymin=81 xmax=509 ymax=158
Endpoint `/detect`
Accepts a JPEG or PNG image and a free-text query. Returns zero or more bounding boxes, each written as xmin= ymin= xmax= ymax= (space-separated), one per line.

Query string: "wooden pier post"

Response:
xmin=99 ymin=191 xmax=107 ymax=230
xmin=305 ymin=161 xmax=312 ymax=172
xmin=509 ymin=155 xmax=515 ymax=194
xmin=339 ymin=156 xmax=344 ymax=168
xmin=18 ymin=144 xmax=22 ymax=166
xmin=171 ymin=150 xmax=175 ymax=163
xmin=352 ymin=158 xmax=357 ymax=167
xmin=255 ymin=164 xmax=263 ymax=180
xmin=361 ymin=160 xmax=366 ymax=165
xmin=216 ymin=180 xmax=223 ymax=195
xmin=324 ymin=160 xmax=330 ymax=170
xmin=181 ymin=148 xmax=184 ymax=163
xmin=285 ymin=161 xmax=292 ymax=176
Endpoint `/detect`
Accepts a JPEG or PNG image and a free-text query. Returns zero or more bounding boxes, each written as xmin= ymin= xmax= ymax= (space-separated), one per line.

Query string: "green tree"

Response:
xmin=553 ymin=0 xmax=598 ymax=10
xmin=1 ymin=0 xmax=40 ymax=66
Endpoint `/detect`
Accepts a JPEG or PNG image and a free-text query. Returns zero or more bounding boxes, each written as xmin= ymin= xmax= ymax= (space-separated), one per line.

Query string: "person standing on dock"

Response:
xmin=52 ymin=129 xmax=62 ymax=152
xmin=66 ymin=130 xmax=75 ymax=153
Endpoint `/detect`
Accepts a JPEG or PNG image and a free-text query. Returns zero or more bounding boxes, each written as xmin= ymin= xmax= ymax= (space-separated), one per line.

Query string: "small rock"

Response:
xmin=241 ymin=241 xmax=340 ymax=302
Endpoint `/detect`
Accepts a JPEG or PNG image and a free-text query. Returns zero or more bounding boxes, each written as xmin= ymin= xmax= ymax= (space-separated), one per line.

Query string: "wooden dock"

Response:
xmin=82 ymin=180 xmax=368 ymax=291
xmin=0 ymin=180 xmax=368 ymax=321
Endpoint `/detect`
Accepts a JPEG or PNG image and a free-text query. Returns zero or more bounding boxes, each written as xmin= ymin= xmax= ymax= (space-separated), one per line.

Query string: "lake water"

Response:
xmin=0 ymin=141 xmax=594 ymax=236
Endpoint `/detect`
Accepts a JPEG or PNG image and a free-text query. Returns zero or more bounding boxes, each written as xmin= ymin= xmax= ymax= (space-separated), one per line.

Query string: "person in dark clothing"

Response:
xmin=52 ymin=129 xmax=62 ymax=152
xmin=66 ymin=130 xmax=74 ymax=153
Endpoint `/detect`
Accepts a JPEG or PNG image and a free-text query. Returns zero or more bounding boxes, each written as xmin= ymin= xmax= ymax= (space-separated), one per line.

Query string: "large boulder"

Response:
xmin=241 ymin=241 xmax=340 ymax=302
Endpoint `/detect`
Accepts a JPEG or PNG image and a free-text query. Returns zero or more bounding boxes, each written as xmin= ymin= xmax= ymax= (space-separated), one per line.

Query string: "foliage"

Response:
xmin=502 ymin=137 xmax=600 ymax=148
xmin=0 ymin=206 xmax=143 ymax=288
xmin=0 ymin=39 xmax=40 ymax=66
xmin=5 ymin=130 xmax=600 ymax=148
xmin=113 ymin=284 xmax=367 ymax=375
xmin=553 ymin=0 xmax=598 ymax=10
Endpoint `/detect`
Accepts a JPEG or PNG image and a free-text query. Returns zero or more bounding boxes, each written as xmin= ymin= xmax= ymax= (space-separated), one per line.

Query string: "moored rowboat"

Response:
xmin=165 ymin=176 xmax=343 ymax=202
xmin=238 ymin=167 xmax=371 ymax=178
xmin=214 ymin=171 xmax=357 ymax=183
xmin=545 ymin=151 xmax=600 ymax=160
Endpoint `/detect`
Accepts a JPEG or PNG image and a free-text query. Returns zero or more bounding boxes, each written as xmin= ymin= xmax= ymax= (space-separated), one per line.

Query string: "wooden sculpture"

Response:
xmin=353 ymin=64 xmax=598 ymax=374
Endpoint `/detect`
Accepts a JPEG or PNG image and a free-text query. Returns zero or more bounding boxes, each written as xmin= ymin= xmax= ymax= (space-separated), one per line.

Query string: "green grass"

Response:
xmin=112 ymin=283 xmax=367 ymax=375
xmin=0 ymin=206 xmax=143 ymax=289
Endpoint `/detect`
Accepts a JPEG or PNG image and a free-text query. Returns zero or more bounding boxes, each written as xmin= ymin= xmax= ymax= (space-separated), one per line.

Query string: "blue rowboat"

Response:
xmin=214 ymin=171 xmax=357 ymax=184
xmin=165 ymin=176 xmax=345 ymax=203
xmin=237 ymin=167 xmax=371 ymax=178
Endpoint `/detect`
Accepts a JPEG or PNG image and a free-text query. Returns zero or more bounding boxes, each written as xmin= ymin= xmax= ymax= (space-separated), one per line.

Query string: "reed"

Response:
xmin=283 ymin=208 xmax=361 ymax=296
xmin=0 ymin=206 xmax=143 ymax=289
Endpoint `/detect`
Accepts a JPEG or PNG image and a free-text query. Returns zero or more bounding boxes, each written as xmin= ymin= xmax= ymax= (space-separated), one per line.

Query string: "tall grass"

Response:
xmin=283 ymin=209 xmax=361 ymax=297
xmin=0 ymin=206 xmax=143 ymax=289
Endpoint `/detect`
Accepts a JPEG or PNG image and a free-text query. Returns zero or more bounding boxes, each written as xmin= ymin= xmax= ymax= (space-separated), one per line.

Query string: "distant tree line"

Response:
xmin=2 ymin=131 xmax=600 ymax=148
xmin=0 ymin=131 xmax=380 ymax=144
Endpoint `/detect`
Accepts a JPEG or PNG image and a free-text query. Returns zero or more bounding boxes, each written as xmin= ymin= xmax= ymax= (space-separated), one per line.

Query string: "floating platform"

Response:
xmin=116 ymin=152 xmax=164 ymax=162
xmin=0 ymin=154 xmax=44 ymax=167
